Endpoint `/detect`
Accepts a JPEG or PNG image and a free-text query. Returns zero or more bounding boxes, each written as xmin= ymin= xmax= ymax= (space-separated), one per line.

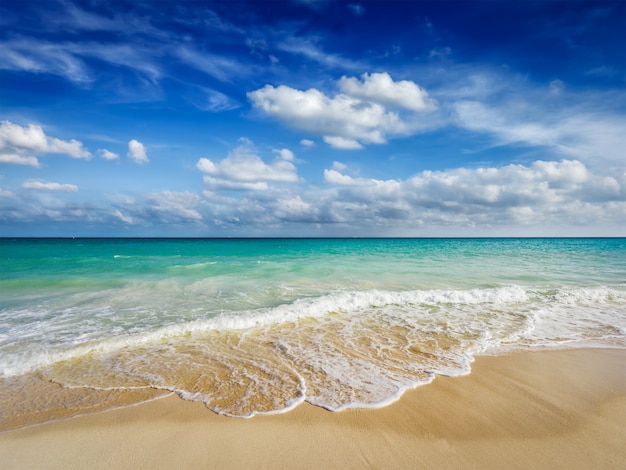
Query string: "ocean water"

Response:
xmin=1 ymin=238 xmax=625 ymax=421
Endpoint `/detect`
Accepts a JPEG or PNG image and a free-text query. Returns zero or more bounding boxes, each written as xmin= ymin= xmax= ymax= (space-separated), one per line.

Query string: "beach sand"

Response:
xmin=1 ymin=348 xmax=625 ymax=469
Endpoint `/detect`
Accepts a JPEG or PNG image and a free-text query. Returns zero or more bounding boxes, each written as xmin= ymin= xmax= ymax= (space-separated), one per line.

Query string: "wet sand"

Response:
xmin=1 ymin=348 xmax=625 ymax=469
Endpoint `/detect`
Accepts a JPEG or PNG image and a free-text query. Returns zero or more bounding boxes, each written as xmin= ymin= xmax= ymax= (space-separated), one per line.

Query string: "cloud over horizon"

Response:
xmin=323 ymin=159 xmax=625 ymax=228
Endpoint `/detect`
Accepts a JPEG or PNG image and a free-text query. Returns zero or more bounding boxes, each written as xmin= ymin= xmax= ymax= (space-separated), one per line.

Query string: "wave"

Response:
xmin=2 ymin=285 xmax=624 ymax=372
xmin=1 ymin=285 xmax=625 ymax=417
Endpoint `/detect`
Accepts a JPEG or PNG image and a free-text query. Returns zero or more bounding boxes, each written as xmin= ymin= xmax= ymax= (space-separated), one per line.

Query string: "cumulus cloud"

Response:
xmin=186 ymin=156 xmax=626 ymax=236
xmin=338 ymin=72 xmax=436 ymax=112
xmin=197 ymin=141 xmax=299 ymax=190
xmin=320 ymin=159 xmax=625 ymax=231
xmin=273 ymin=148 xmax=295 ymax=161
xmin=3 ymin=154 xmax=624 ymax=236
xmin=324 ymin=168 xmax=370 ymax=186
xmin=98 ymin=149 xmax=119 ymax=160
xmin=127 ymin=139 xmax=148 ymax=164
xmin=300 ymin=139 xmax=315 ymax=147
xmin=22 ymin=179 xmax=79 ymax=192
xmin=248 ymin=73 xmax=436 ymax=149
xmin=0 ymin=153 xmax=40 ymax=167
xmin=0 ymin=120 xmax=91 ymax=166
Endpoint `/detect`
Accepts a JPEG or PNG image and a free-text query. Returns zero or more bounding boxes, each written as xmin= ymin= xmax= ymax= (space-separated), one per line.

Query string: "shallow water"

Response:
xmin=1 ymin=238 xmax=625 ymax=422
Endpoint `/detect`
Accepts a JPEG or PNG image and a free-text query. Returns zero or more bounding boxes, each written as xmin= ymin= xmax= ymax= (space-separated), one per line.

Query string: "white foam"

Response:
xmin=1 ymin=285 xmax=625 ymax=385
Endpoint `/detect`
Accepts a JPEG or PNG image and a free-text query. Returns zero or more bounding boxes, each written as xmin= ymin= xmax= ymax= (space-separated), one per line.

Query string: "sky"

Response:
xmin=0 ymin=0 xmax=625 ymax=237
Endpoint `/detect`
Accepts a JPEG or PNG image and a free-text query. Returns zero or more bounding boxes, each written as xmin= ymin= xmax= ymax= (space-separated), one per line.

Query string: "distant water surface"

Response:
xmin=1 ymin=238 xmax=625 ymax=419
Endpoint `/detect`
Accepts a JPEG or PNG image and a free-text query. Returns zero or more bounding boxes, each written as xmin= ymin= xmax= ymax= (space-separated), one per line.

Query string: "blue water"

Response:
xmin=1 ymin=238 xmax=625 ymax=418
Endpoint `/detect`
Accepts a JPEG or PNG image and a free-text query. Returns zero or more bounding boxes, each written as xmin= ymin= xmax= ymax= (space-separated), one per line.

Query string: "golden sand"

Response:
xmin=1 ymin=348 xmax=625 ymax=469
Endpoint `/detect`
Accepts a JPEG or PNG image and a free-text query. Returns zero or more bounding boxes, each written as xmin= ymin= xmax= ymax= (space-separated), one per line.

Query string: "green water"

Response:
xmin=1 ymin=238 xmax=625 ymax=417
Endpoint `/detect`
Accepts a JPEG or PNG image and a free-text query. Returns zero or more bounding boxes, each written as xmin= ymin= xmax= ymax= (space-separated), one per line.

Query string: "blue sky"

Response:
xmin=1 ymin=0 xmax=625 ymax=237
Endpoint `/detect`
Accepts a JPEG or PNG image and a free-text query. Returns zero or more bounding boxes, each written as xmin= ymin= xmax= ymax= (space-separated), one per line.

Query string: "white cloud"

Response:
xmin=324 ymin=169 xmax=371 ymax=186
xmin=248 ymin=73 xmax=436 ymax=149
xmin=98 ymin=149 xmax=119 ymax=160
xmin=176 ymin=46 xmax=256 ymax=83
xmin=319 ymin=159 xmax=626 ymax=232
xmin=0 ymin=153 xmax=40 ymax=167
xmin=454 ymin=100 xmax=558 ymax=147
xmin=338 ymin=72 xmax=436 ymax=112
xmin=419 ymin=66 xmax=626 ymax=170
xmin=275 ymin=195 xmax=312 ymax=215
xmin=453 ymin=99 xmax=626 ymax=168
xmin=273 ymin=148 xmax=295 ymax=161
xmin=127 ymin=139 xmax=148 ymax=164
xmin=276 ymin=37 xmax=362 ymax=70
xmin=197 ymin=142 xmax=299 ymax=190
xmin=113 ymin=209 xmax=135 ymax=225
xmin=22 ymin=179 xmax=79 ymax=192
xmin=300 ymin=139 xmax=315 ymax=147
xmin=0 ymin=120 xmax=91 ymax=166
xmin=0 ymin=121 xmax=90 ymax=158
xmin=149 ymin=191 xmax=203 ymax=222
xmin=45 ymin=0 xmax=168 ymax=37
xmin=0 ymin=39 xmax=92 ymax=83
xmin=200 ymin=89 xmax=240 ymax=112
xmin=323 ymin=136 xmax=362 ymax=149
xmin=0 ymin=0 xmax=264 ymax=105
xmin=3 ymin=155 xmax=624 ymax=236
xmin=0 ymin=5 xmax=165 ymax=85
xmin=68 ymin=42 xmax=161 ymax=83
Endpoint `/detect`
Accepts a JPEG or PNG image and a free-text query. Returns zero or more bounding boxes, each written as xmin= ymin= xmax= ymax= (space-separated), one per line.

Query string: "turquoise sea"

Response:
xmin=1 ymin=238 xmax=625 ymax=421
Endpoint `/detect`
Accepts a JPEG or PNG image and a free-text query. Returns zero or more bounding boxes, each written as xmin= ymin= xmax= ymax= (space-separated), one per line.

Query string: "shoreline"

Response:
xmin=1 ymin=347 xmax=625 ymax=469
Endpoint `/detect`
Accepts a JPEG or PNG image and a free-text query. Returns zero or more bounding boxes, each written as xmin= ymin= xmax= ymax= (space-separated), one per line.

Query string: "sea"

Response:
xmin=1 ymin=238 xmax=625 ymax=424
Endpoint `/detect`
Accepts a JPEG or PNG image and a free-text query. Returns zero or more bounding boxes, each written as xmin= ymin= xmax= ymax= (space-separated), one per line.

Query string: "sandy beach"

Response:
xmin=1 ymin=347 xmax=625 ymax=469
